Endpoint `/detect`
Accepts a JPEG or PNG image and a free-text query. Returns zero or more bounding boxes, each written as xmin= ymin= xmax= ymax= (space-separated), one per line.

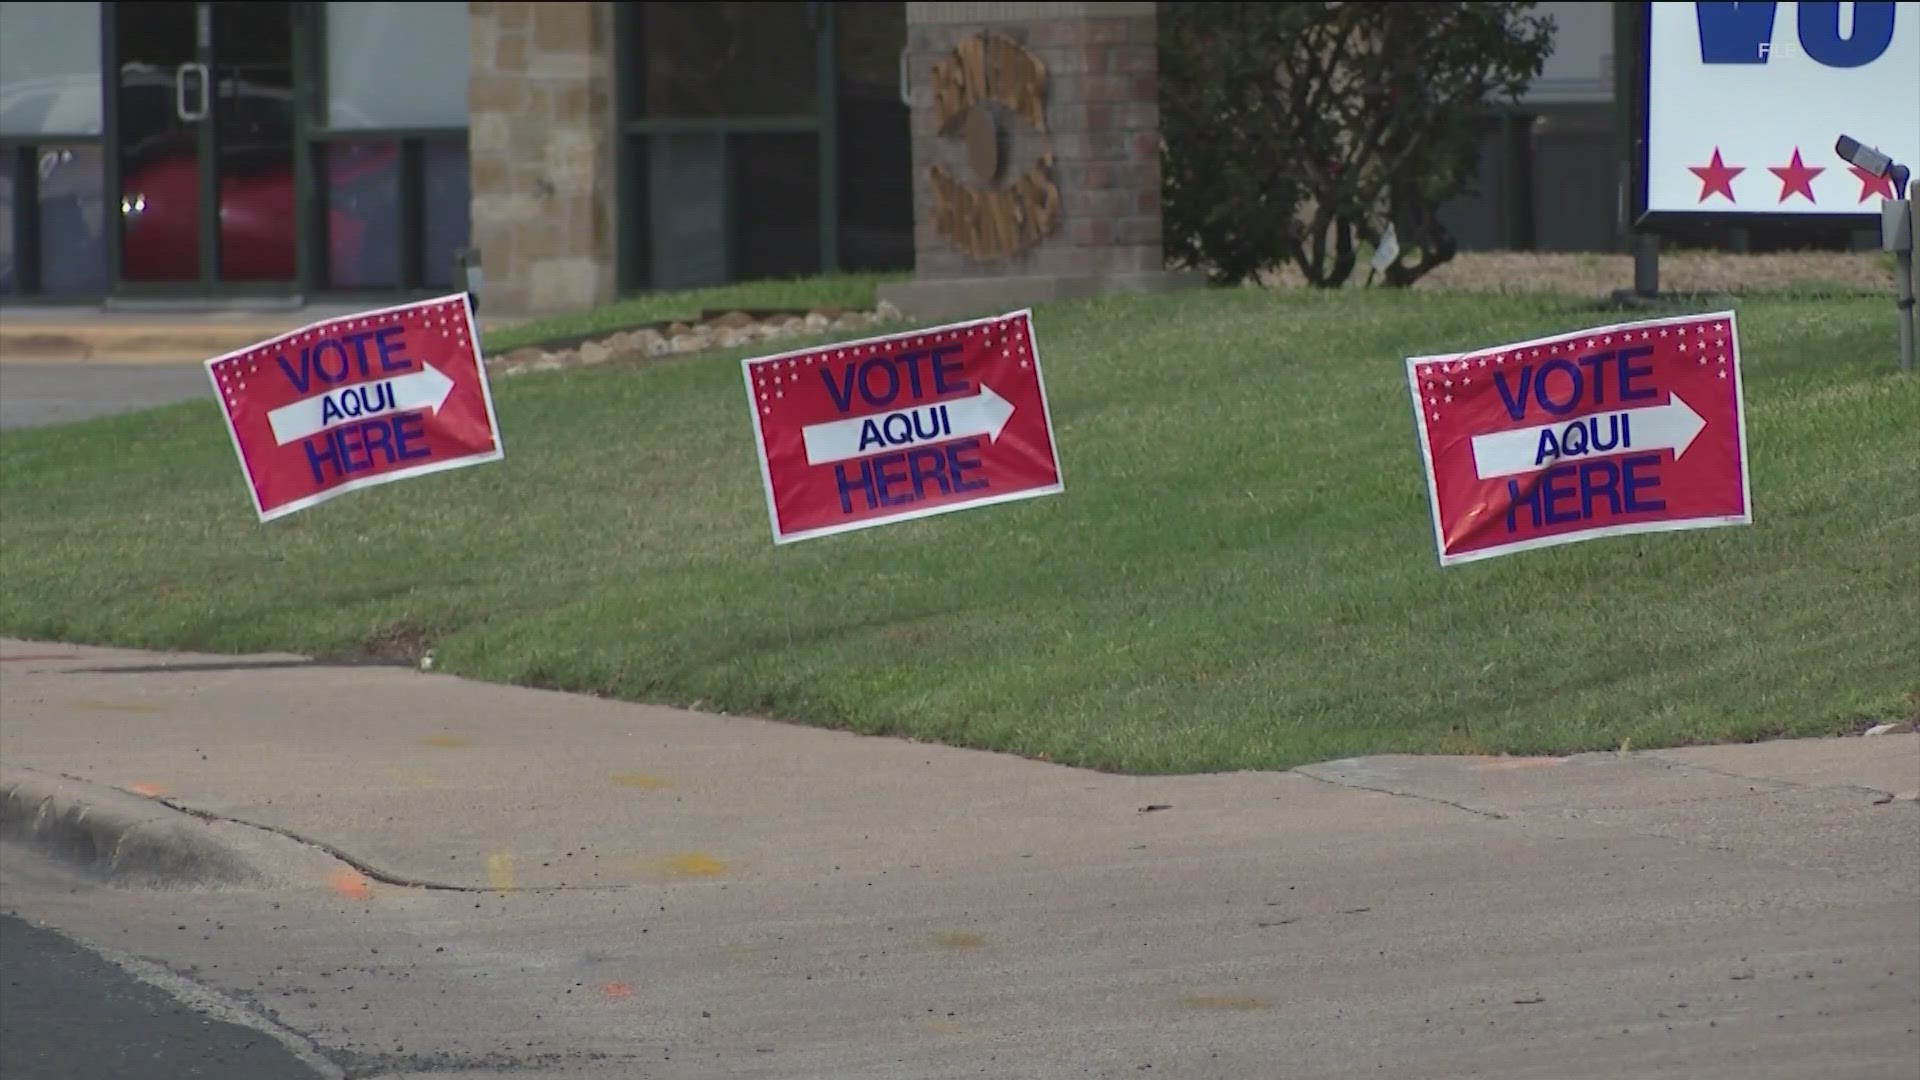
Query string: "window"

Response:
xmin=0 ymin=1 xmax=103 ymax=137
xmin=325 ymin=2 xmax=469 ymax=130
xmin=632 ymin=3 xmax=818 ymax=119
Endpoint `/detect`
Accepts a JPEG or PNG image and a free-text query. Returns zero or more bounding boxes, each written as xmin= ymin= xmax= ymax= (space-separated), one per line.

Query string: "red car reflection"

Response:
xmin=120 ymin=142 xmax=392 ymax=283
xmin=5 ymin=69 xmax=432 ymax=291
xmin=104 ymin=66 xmax=393 ymax=283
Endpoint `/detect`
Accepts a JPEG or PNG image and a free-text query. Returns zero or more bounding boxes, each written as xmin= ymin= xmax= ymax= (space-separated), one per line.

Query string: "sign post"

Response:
xmin=1837 ymin=134 xmax=1916 ymax=372
xmin=1407 ymin=311 xmax=1751 ymax=566
xmin=1892 ymin=190 xmax=1917 ymax=373
xmin=743 ymin=309 xmax=1064 ymax=545
xmin=207 ymin=294 xmax=504 ymax=522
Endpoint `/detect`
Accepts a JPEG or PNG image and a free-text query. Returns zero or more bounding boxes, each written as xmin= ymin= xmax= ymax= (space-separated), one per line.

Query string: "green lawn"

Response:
xmin=2 ymin=287 xmax=1914 ymax=772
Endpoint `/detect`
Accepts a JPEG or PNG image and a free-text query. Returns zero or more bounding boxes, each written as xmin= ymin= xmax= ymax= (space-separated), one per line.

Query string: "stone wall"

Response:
xmin=880 ymin=1 xmax=1195 ymax=318
xmin=467 ymin=1 xmax=617 ymax=318
xmin=906 ymin=2 xmax=1166 ymax=281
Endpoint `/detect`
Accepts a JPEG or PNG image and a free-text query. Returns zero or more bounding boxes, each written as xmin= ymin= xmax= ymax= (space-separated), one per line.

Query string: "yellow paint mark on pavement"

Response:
xmin=1473 ymin=756 xmax=1567 ymax=771
xmin=610 ymin=773 xmax=672 ymax=791
xmin=1177 ymin=995 xmax=1269 ymax=1011
xmin=931 ymin=931 xmax=984 ymax=950
xmin=420 ymin=734 xmax=470 ymax=749
xmin=71 ymin=700 xmax=162 ymax=714
xmin=924 ymin=1018 xmax=967 ymax=1035
xmin=487 ymin=852 xmax=515 ymax=892
xmin=328 ymin=868 xmax=374 ymax=901
xmin=382 ymin=766 xmax=449 ymax=789
xmin=655 ymin=853 xmax=728 ymax=879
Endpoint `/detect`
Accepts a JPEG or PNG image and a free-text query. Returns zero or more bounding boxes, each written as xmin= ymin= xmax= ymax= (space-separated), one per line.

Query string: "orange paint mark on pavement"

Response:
xmin=127 ymin=783 xmax=166 ymax=798
xmin=610 ymin=773 xmax=672 ymax=791
xmin=598 ymin=981 xmax=635 ymax=1000
xmin=420 ymin=734 xmax=471 ymax=749
xmin=328 ymin=868 xmax=374 ymax=901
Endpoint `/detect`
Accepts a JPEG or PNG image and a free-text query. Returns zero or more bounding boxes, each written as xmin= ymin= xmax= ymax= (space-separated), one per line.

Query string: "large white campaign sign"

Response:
xmin=1643 ymin=2 xmax=1919 ymax=219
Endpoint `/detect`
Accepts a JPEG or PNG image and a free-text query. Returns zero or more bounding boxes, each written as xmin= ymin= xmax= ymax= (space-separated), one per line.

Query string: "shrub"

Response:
xmin=1159 ymin=2 xmax=1556 ymax=287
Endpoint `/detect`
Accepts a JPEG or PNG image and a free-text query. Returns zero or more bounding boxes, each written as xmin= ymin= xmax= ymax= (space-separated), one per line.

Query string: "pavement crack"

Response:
xmin=1290 ymin=769 xmax=1509 ymax=821
xmin=147 ymin=794 xmax=490 ymax=893
xmin=40 ymin=769 xmax=616 ymax=895
xmin=1645 ymin=756 xmax=1903 ymax=804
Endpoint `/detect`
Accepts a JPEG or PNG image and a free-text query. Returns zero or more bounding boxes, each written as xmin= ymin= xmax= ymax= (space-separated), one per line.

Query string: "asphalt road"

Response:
xmin=0 ymin=363 xmax=212 ymax=431
xmin=0 ymin=910 xmax=321 ymax=1080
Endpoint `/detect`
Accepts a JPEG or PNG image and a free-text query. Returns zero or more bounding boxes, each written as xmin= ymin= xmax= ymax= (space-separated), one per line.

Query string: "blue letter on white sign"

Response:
xmin=1797 ymin=2 xmax=1895 ymax=68
xmin=1696 ymin=2 xmax=1896 ymax=67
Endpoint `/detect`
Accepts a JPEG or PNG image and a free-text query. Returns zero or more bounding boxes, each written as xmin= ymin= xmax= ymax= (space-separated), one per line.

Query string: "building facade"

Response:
xmin=0 ymin=0 xmax=920 ymax=314
xmin=2 ymin=2 xmax=484 ymax=300
xmin=0 ymin=2 xmax=1860 ymax=319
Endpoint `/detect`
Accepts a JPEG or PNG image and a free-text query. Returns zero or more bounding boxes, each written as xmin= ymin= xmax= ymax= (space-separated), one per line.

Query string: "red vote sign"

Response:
xmin=744 ymin=309 xmax=1064 ymax=544
xmin=1407 ymin=310 xmax=1751 ymax=566
xmin=207 ymin=294 xmax=504 ymax=522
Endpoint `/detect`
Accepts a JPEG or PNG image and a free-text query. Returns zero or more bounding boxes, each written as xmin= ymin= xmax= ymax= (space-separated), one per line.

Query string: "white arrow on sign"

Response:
xmin=1470 ymin=393 xmax=1705 ymax=480
xmin=802 ymin=384 xmax=1014 ymax=466
xmin=268 ymin=364 xmax=456 ymax=446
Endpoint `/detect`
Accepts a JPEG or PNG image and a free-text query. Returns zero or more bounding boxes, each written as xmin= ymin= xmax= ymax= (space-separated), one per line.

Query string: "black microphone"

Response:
xmin=1836 ymin=135 xmax=1893 ymax=178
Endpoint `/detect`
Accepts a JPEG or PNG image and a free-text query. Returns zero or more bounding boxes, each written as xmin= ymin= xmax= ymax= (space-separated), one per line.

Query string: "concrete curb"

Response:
xmin=0 ymin=769 xmax=271 ymax=888
xmin=1 ymin=313 xmax=516 ymax=366
xmin=0 ymin=327 xmax=303 ymax=366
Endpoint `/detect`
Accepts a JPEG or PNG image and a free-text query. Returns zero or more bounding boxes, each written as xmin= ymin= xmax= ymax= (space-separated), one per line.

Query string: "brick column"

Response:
xmin=879 ymin=1 xmax=1199 ymax=320
xmin=467 ymin=2 xmax=617 ymax=319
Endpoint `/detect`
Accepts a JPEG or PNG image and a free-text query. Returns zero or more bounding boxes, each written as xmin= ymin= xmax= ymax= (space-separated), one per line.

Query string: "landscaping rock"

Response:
xmin=486 ymin=302 xmax=902 ymax=379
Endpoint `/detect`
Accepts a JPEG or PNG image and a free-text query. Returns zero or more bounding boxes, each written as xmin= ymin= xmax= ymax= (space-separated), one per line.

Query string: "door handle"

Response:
xmin=176 ymin=62 xmax=209 ymax=122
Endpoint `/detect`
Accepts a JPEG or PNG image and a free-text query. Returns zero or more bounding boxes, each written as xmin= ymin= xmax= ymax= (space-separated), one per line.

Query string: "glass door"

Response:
xmin=111 ymin=0 xmax=296 ymax=288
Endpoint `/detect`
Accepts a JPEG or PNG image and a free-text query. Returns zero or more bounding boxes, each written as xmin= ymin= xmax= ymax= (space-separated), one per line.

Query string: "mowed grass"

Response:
xmin=1 ymin=288 xmax=1914 ymax=772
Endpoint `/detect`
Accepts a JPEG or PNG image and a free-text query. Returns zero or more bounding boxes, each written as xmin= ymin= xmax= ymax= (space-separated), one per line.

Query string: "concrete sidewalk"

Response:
xmin=2 ymin=638 xmax=1915 ymax=1079
xmin=0 ymin=303 xmax=510 ymax=365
